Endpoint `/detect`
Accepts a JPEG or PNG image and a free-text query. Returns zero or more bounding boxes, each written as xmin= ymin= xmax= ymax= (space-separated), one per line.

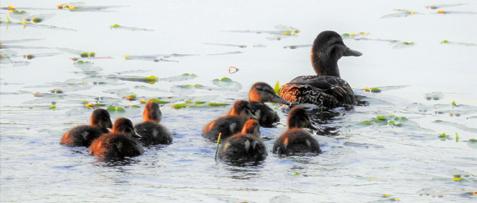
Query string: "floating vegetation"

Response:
xmin=82 ymin=100 xmax=106 ymax=109
xmin=381 ymin=9 xmax=420 ymax=18
xmin=107 ymin=105 xmax=125 ymax=112
xmin=360 ymin=114 xmax=408 ymax=127
xmin=57 ymin=2 xmax=124 ymax=12
xmin=426 ymin=3 xmax=466 ymax=10
xmin=49 ymin=101 xmax=57 ymax=110
xmin=228 ymin=66 xmax=239 ymax=74
xmin=110 ymin=23 xmax=154 ymax=31
xmin=425 ymin=92 xmax=443 ymax=100
xmin=434 ymin=10 xmax=477 ymax=15
xmin=171 ymin=100 xmax=229 ymax=109
xmin=341 ymin=32 xmax=370 ymax=39
xmin=225 ymin=25 xmax=299 ymax=40
xmin=159 ymin=73 xmax=197 ymax=82
xmin=440 ymin=40 xmax=477 ymax=47
xmin=452 ymin=175 xmax=463 ymax=182
xmin=139 ymin=98 xmax=170 ymax=105
xmin=114 ymin=75 xmax=158 ymax=84
xmin=382 ymin=194 xmax=400 ymax=201
xmin=212 ymin=77 xmax=242 ymax=90
xmin=274 ymin=81 xmax=281 ymax=95
xmin=122 ymin=94 xmax=137 ymax=101
xmin=49 ymin=89 xmax=63 ymax=94
xmin=123 ymin=53 xmax=196 ymax=62
xmin=342 ymin=33 xmax=414 ymax=49
xmin=283 ymin=44 xmax=311 ymax=49
xmin=363 ymin=87 xmax=382 ymax=93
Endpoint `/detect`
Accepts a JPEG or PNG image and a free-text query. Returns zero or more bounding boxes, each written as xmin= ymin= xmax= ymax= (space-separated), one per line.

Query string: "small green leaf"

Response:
xmin=452 ymin=175 xmax=463 ymax=182
xmin=208 ymin=102 xmax=228 ymax=107
xmin=49 ymin=102 xmax=57 ymax=110
xmin=107 ymin=105 xmax=125 ymax=112
xmin=144 ymin=75 xmax=158 ymax=84
xmin=274 ymin=81 xmax=281 ymax=95
xmin=172 ymin=103 xmax=188 ymax=109
xmin=111 ymin=23 xmax=121 ymax=28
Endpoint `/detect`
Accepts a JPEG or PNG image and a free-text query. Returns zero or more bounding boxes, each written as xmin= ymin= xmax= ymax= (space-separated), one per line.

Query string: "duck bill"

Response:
xmin=271 ymin=95 xmax=290 ymax=105
xmin=343 ymin=47 xmax=362 ymax=57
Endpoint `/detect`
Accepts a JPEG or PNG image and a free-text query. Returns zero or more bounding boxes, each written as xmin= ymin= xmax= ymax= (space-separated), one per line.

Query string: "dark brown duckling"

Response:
xmin=248 ymin=82 xmax=288 ymax=127
xmin=60 ymin=108 xmax=112 ymax=147
xmin=202 ymin=100 xmax=254 ymax=142
xmin=273 ymin=106 xmax=321 ymax=156
xmin=134 ymin=101 xmax=172 ymax=146
xmin=89 ymin=118 xmax=144 ymax=161
xmin=218 ymin=119 xmax=267 ymax=165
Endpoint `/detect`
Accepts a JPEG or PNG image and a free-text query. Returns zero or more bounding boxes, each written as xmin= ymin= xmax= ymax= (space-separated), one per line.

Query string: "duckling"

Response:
xmin=279 ymin=30 xmax=362 ymax=110
xmin=248 ymin=82 xmax=288 ymax=127
xmin=202 ymin=100 xmax=254 ymax=142
xmin=89 ymin=118 xmax=144 ymax=161
xmin=218 ymin=119 xmax=267 ymax=165
xmin=273 ymin=106 xmax=321 ymax=156
xmin=60 ymin=108 xmax=112 ymax=147
xmin=134 ymin=101 xmax=172 ymax=146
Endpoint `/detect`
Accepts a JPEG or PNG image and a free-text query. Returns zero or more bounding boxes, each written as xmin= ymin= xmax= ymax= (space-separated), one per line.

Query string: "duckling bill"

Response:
xmin=279 ymin=30 xmax=362 ymax=110
xmin=60 ymin=108 xmax=112 ymax=147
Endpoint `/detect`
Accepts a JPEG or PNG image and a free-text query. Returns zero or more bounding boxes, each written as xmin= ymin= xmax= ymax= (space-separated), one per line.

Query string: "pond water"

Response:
xmin=1 ymin=0 xmax=476 ymax=202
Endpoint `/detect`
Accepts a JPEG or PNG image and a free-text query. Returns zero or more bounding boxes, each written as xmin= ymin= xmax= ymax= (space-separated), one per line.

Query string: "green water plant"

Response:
xmin=360 ymin=114 xmax=407 ymax=127
xmin=363 ymin=87 xmax=382 ymax=93
xmin=274 ymin=81 xmax=281 ymax=95
xmin=107 ymin=105 xmax=125 ymax=112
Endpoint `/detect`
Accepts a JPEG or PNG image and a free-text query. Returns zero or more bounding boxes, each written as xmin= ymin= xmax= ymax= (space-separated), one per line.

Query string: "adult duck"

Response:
xmin=90 ymin=118 xmax=144 ymax=161
xmin=135 ymin=101 xmax=172 ymax=146
xmin=273 ymin=106 xmax=321 ymax=156
xmin=279 ymin=30 xmax=362 ymax=109
xmin=248 ymin=82 xmax=288 ymax=127
xmin=218 ymin=119 xmax=267 ymax=165
xmin=60 ymin=108 xmax=112 ymax=147
xmin=202 ymin=100 xmax=254 ymax=142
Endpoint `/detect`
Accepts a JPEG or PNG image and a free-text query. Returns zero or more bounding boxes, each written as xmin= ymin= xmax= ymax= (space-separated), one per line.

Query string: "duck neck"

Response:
xmin=311 ymin=49 xmax=340 ymax=77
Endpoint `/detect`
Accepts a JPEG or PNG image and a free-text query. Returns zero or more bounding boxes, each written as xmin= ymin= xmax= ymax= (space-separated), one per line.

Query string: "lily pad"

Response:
xmin=107 ymin=105 xmax=125 ymax=112
xmin=212 ymin=77 xmax=242 ymax=90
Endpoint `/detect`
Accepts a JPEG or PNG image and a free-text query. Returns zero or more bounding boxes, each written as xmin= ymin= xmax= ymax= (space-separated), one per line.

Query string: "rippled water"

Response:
xmin=1 ymin=0 xmax=476 ymax=202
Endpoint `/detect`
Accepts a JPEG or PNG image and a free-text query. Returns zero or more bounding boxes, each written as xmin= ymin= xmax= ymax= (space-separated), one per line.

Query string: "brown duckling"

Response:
xmin=248 ymin=82 xmax=288 ymax=127
xmin=202 ymin=100 xmax=254 ymax=142
xmin=134 ymin=101 xmax=172 ymax=146
xmin=89 ymin=118 xmax=144 ymax=161
xmin=60 ymin=108 xmax=112 ymax=147
xmin=273 ymin=106 xmax=321 ymax=156
xmin=218 ymin=119 xmax=267 ymax=165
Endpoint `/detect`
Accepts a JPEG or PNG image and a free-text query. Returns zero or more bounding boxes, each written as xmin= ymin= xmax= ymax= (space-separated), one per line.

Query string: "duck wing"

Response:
xmin=281 ymin=75 xmax=355 ymax=108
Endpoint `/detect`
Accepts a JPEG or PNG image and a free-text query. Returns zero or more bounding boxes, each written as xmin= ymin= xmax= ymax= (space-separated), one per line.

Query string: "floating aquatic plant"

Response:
xmin=123 ymin=94 xmax=137 ymax=101
xmin=274 ymin=81 xmax=281 ymax=95
xmin=452 ymin=175 xmax=463 ymax=182
xmin=49 ymin=101 xmax=57 ymax=110
xmin=341 ymin=32 xmax=369 ymax=39
xmin=360 ymin=114 xmax=407 ymax=127
xmin=212 ymin=77 xmax=242 ymax=90
xmin=82 ymin=100 xmax=106 ymax=109
xmin=107 ymin=105 xmax=125 ymax=112
xmin=171 ymin=100 xmax=229 ymax=109
xmin=139 ymin=98 xmax=170 ymax=105
xmin=381 ymin=9 xmax=420 ymax=18
xmin=49 ymin=89 xmax=63 ymax=94
xmin=363 ymin=87 xmax=381 ymax=93
xmin=440 ymin=40 xmax=477 ymax=47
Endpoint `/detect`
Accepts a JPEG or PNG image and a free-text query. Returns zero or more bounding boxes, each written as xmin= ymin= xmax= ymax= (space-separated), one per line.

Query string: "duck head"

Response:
xmin=143 ymin=100 xmax=162 ymax=123
xmin=227 ymin=100 xmax=255 ymax=119
xmin=90 ymin=108 xmax=112 ymax=130
xmin=241 ymin=119 xmax=260 ymax=136
xmin=248 ymin=82 xmax=288 ymax=104
xmin=112 ymin=117 xmax=140 ymax=138
xmin=311 ymin=30 xmax=362 ymax=77
xmin=287 ymin=106 xmax=313 ymax=129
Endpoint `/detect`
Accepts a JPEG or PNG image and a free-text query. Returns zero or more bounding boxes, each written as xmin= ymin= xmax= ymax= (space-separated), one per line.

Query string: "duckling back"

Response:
xmin=135 ymin=121 xmax=172 ymax=146
xmin=202 ymin=115 xmax=245 ymax=141
xmin=60 ymin=125 xmax=105 ymax=147
xmin=273 ymin=128 xmax=320 ymax=156
xmin=89 ymin=133 xmax=144 ymax=161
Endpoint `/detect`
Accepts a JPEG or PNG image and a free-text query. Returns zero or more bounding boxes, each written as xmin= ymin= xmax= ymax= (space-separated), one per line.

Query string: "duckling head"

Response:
xmin=90 ymin=108 xmax=112 ymax=130
xmin=311 ymin=30 xmax=362 ymax=77
xmin=241 ymin=118 xmax=260 ymax=137
xmin=248 ymin=82 xmax=288 ymax=104
xmin=228 ymin=100 xmax=254 ymax=119
xmin=143 ymin=100 xmax=162 ymax=122
xmin=287 ymin=106 xmax=312 ymax=129
xmin=112 ymin=117 xmax=139 ymax=138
